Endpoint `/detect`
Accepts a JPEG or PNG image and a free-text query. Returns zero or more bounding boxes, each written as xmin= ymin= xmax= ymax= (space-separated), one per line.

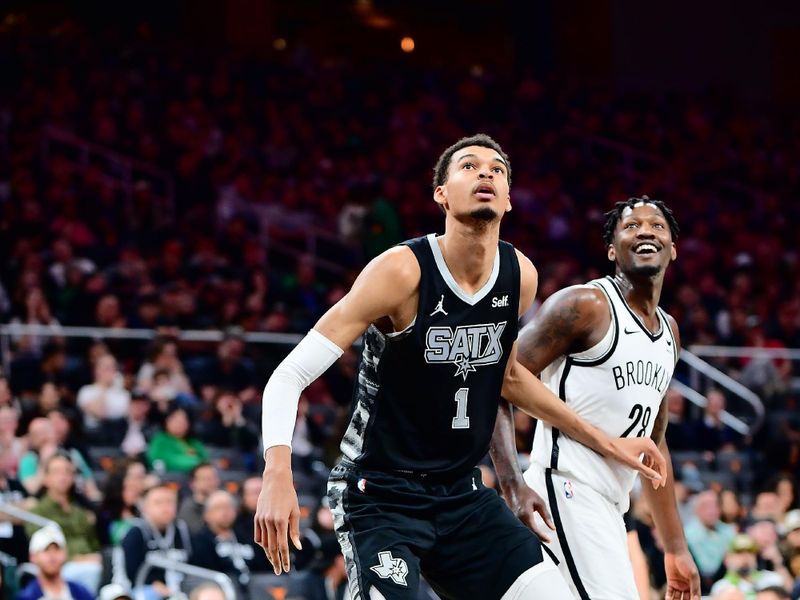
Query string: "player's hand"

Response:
xmin=664 ymin=550 xmax=700 ymax=600
xmin=607 ymin=437 xmax=666 ymax=488
xmin=254 ymin=466 xmax=303 ymax=575
xmin=504 ymin=480 xmax=555 ymax=543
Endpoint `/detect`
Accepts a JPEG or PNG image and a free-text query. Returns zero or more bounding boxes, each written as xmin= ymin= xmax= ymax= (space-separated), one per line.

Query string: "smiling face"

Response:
xmin=608 ymin=203 xmax=676 ymax=278
xmin=434 ymin=145 xmax=511 ymax=224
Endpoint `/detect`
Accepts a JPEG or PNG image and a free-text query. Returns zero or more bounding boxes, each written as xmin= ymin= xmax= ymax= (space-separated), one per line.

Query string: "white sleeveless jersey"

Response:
xmin=529 ymin=276 xmax=678 ymax=511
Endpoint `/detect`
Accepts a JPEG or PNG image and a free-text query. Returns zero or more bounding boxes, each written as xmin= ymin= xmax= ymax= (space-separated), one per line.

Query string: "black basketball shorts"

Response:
xmin=327 ymin=462 xmax=548 ymax=599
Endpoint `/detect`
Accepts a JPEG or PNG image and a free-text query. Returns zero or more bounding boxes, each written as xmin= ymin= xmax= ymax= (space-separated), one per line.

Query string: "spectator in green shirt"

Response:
xmin=25 ymin=452 xmax=103 ymax=593
xmin=147 ymin=404 xmax=208 ymax=473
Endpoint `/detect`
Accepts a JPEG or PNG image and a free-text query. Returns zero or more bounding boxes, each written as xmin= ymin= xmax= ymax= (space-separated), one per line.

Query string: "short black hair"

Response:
xmin=432 ymin=133 xmax=512 ymax=190
xmin=602 ymin=195 xmax=680 ymax=246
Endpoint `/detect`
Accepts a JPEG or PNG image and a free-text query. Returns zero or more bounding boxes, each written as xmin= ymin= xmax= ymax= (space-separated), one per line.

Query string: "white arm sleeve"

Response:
xmin=262 ymin=328 xmax=344 ymax=451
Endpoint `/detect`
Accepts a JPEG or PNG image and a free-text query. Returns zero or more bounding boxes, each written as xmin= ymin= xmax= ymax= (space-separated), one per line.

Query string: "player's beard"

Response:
xmin=468 ymin=207 xmax=498 ymax=222
xmin=628 ymin=262 xmax=662 ymax=278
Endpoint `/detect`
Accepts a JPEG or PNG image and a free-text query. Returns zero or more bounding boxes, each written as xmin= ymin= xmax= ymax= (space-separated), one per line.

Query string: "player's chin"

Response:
xmin=628 ymin=260 xmax=663 ymax=278
xmin=467 ymin=206 xmax=499 ymax=222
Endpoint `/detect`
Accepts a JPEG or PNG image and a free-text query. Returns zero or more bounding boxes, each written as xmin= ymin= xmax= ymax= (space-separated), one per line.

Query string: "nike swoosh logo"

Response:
xmin=624 ymin=327 xmax=638 ymax=335
xmin=666 ymin=339 xmax=672 ymax=346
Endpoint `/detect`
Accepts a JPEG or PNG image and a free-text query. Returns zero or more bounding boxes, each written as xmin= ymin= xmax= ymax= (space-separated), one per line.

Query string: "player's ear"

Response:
xmin=505 ymin=193 xmax=511 ymax=213
xmin=433 ymin=185 xmax=447 ymax=210
xmin=670 ymin=242 xmax=677 ymax=261
xmin=607 ymin=244 xmax=616 ymax=262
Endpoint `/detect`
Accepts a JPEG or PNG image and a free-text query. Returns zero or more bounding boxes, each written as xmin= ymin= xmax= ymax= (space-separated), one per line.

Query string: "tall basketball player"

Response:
xmin=256 ymin=138 xmax=666 ymax=600
xmin=493 ymin=197 xmax=700 ymax=599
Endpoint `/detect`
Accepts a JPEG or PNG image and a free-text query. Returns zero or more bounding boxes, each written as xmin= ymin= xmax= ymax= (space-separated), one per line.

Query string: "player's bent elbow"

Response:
xmin=500 ymin=364 xmax=529 ymax=413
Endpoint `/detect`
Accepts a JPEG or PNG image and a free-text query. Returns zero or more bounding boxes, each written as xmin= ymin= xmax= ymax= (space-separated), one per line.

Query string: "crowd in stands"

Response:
xmin=0 ymin=16 xmax=799 ymax=600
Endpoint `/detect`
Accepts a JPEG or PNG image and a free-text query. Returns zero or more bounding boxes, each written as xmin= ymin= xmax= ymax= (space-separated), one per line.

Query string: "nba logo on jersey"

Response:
xmin=563 ymin=480 xmax=575 ymax=499
xmin=358 ymin=478 xmax=367 ymax=493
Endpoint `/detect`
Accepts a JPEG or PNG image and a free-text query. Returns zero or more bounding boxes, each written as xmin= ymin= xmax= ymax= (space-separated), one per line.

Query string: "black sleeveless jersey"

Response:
xmin=339 ymin=234 xmax=520 ymax=479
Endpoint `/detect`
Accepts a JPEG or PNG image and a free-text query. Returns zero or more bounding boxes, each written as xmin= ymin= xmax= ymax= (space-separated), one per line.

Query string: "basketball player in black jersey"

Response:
xmin=492 ymin=198 xmax=700 ymax=599
xmin=256 ymin=137 xmax=667 ymax=599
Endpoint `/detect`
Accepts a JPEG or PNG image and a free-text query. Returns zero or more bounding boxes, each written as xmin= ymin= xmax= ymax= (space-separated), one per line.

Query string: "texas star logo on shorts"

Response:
xmin=424 ymin=321 xmax=507 ymax=380
xmin=370 ymin=551 xmax=409 ymax=586
xmin=563 ymin=480 xmax=575 ymax=499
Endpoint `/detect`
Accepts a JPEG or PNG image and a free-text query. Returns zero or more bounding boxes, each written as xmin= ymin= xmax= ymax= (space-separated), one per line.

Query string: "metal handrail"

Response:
xmin=134 ymin=553 xmax=237 ymax=600
xmin=678 ymin=349 xmax=765 ymax=435
xmin=0 ymin=503 xmax=61 ymax=531
xmin=0 ymin=323 xmax=304 ymax=374
xmin=689 ymin=345 xmax=800 ymax=360
xmin=669 ymin=380 xmax=749 ymax=435
xmin=0 ymin=323 xmax=303 ymax=345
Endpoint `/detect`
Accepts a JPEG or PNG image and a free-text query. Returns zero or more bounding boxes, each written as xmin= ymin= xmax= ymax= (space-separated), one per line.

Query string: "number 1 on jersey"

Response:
xmin=452 ymin=388 xmax=470 ymax=429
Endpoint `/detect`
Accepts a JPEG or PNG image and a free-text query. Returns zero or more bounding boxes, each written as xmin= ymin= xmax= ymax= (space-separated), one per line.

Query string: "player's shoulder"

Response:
xmin=546 ymin=283 xmax=609 ymax=313
xmin=659 ymin=308 xmax=681 ymax=348
xmin=362 ymin=245 xmax=421 ymax=290
xmin=513 ymin=248 xmax=538 ymax=286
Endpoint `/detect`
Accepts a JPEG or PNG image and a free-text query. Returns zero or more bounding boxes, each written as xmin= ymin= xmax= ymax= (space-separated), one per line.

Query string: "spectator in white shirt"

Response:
xmin=77 ymin=353 xmax=130 ymax=444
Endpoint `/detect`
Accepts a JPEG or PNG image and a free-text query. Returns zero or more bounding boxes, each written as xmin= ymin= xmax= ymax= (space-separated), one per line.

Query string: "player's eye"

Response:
xmin=462 ymin=162 xmax=475 ymax=170
xmin=625 ymin=222 xmax=638 ymax=229
xmin=653 ymin=223 xmax=664 ymax=229
xmin=492 ymin=166 xmax=505 ymax=174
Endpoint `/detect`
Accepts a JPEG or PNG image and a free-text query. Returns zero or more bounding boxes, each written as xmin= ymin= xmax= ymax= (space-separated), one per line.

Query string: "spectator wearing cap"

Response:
xmin=685 ymin=491 xmax=737 ymax=590
xmin=146 ymin=404 xmax=208 ymax=473
xmin=190 ymin=490 xmax=256 ymax=590
xmin=24 ymin=452 xmax=103 ymax=593
xmin=177 ymin=463 xmax=220 ymax=535
xmin=98 ymin=583 xmax=133 ymax=600
xmin=16 ymin=527 xmax=94 ymax=600
xmin=710 ymin=534 xmax=786 ymax=598
xmin=757 ymin=587 xmax=791 ymax=599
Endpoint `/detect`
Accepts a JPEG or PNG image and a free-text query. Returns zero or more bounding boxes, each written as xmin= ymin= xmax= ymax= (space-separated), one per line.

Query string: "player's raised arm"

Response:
xmin=256 ymin=246 xmax=420 ymax=575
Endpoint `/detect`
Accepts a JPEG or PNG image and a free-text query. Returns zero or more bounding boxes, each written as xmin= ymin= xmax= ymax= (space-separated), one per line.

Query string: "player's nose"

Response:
xmin=636 ymin=225 xmax=655 ymax=238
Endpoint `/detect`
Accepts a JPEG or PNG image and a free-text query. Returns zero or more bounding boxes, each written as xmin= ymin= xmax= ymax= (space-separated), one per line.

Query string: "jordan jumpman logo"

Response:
xmin=430 ymin=294 xmax=448 ymax=317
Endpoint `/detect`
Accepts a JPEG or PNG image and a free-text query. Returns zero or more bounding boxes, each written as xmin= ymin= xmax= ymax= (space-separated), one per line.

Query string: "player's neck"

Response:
xmin=613 ymin=271 xmax=663 ymax=319
xmin=439 ymin=221 xmax=500 ymax=293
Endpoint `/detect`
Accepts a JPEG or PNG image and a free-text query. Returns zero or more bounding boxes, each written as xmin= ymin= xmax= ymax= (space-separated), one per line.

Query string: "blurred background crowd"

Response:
xmin=1 ymin=1 xmax=800 ymax=599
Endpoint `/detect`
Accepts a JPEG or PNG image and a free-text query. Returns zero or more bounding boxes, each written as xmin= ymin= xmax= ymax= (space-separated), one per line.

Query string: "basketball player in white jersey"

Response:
xmin=492 ymin=197 xmax=701 ymax=599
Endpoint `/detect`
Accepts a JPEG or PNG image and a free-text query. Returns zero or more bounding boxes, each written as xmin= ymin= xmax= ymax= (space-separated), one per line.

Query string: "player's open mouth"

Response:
xmin=473 ymin=182 xmax=496 ymax=199
xmin=633 ymin=243 xmax=659 ymax=255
